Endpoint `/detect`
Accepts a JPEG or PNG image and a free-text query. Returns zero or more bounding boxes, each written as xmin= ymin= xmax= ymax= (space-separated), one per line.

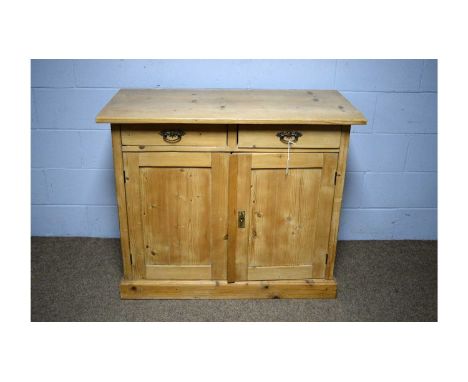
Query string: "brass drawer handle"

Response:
xmin=160 ymin=129 xmax=186 ymax=143
xmin=276 ymin=131 xmax=303 ymax=144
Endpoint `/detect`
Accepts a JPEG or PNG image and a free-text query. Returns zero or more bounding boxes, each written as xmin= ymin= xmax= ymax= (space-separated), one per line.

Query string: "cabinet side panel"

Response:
xmin=326 ymin=127 xmax=350 ymax=278
xmin=111 ymin=125 xmax=133 ymax=279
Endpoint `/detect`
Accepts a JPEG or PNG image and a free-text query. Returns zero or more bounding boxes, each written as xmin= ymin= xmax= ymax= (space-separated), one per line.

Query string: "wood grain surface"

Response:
xmin=96 ymin=89 xmax=367 ymax=125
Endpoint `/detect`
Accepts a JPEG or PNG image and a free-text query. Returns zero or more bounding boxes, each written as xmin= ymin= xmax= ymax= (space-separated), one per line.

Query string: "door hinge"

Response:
xmin=325 ymin=253 xmax=329 ymax=264
xmin=129 ymin=252 xmax=133 ymax=265
xmin=123 ymin=170 xmax=127 ymax=183
xmin=334 ymin=171 xmax=338 ymax=185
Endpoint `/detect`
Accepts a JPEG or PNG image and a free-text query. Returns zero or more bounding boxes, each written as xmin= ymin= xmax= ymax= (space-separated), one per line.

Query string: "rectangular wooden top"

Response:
xmin=96 ymin=89 xmax=367 ymax=125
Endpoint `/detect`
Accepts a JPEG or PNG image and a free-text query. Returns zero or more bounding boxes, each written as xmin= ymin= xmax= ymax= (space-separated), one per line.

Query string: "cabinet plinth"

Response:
xmin=97 ymin=89 xmax=366 ymax=299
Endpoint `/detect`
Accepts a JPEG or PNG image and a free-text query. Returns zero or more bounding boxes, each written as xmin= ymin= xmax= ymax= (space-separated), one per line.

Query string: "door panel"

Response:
xmin=248 ymin=168 xmax=321 ymax=267
xmin=124 ymin=152 xmax=229 ymax=280
xmin=140 ymin=167 xmax=211 ymax=266
xmin=228 ymin=152 xmax=338 ymax=281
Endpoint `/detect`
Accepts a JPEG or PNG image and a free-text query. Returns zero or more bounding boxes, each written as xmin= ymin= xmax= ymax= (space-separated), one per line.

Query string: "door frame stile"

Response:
xmin=227 ymin=154 xmax=252 ymax=282
xmin=210 ymin=153 xmax=230 ymax=280
xmin=311 ymin=153 xmax=338 ymax=278
xmin=123 ymin=152 xmax=146 ymax=279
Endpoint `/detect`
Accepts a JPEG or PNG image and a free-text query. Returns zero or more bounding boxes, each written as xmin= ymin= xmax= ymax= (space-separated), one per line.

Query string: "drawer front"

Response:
xmin=121 ymin=124 xmax=227 ymax=146
xmin=238 ymin=125 xmax=342 ymax=149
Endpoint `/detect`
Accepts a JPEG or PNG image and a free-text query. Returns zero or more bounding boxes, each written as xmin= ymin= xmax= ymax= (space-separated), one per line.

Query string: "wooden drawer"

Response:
xmin=238 ymin=125 xmax=342 ymax=149
xmin=121 ymin=124 xmax=227 ymax=146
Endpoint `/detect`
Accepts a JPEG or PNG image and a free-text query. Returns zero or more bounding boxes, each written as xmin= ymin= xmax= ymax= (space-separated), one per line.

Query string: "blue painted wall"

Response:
xmin=31 ymin=59 xmax=437 ymax=239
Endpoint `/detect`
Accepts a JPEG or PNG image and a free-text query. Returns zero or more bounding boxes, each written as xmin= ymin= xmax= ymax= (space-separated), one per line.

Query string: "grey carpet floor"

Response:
xmin=31 ymin=238 xmax=437 ymax=321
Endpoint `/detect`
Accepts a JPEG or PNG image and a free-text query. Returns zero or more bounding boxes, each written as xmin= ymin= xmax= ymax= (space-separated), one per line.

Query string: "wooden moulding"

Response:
xmin=120 ymin=279 xmax=337 ymax=299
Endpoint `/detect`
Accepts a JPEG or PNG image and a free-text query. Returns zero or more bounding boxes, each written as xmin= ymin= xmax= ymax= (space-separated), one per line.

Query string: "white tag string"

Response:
xmin=285 ymin=138 xmax=294 ymax=175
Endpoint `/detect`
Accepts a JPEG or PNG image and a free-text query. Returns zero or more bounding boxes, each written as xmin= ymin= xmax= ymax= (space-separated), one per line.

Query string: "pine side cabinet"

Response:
xmin=96 ymin=89 xmax=366 ymax=299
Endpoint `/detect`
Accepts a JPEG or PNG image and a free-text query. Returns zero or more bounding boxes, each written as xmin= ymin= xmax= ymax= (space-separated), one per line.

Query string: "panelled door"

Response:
xmin=123 ymin=152 xmax=229 ymax=280
xmin=228 ymin=152 xmax=338 ymax=282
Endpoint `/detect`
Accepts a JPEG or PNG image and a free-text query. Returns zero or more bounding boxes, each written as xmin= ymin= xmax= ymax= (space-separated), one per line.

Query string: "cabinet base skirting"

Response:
xmin=120 ymin=279 xmax=337 ymax=299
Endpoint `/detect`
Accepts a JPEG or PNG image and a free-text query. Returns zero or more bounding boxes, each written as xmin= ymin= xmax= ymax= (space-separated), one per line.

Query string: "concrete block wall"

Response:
xmin=31 ymin=59 xmax=437 ymax=239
